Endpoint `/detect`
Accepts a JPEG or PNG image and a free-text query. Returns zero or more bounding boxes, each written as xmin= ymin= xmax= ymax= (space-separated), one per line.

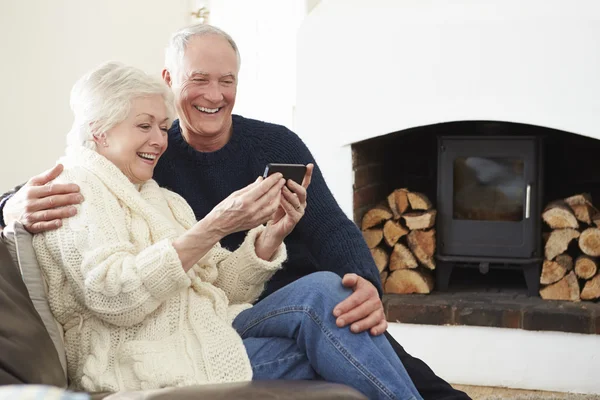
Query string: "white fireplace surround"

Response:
xmin=296 ymin=0 xmax=600 ymax=394
xmin=296 ymin=0 xmax=600 ymax=219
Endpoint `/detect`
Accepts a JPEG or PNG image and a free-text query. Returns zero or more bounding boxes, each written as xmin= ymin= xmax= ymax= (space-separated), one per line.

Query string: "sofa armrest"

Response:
xmin=93 ymin=380 xmax=368 ymax=400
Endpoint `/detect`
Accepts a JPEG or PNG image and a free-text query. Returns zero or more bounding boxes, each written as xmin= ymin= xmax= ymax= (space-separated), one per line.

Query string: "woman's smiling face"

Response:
xmin=95 ymin=95 xmax=171 ymax=184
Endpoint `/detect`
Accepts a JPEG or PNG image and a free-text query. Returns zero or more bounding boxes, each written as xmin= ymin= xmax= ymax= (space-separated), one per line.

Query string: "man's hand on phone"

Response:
xmin=3 ymin=164 xmax=83 ymax=233
xmin=264 ymin=164 xmax=314 ymax=241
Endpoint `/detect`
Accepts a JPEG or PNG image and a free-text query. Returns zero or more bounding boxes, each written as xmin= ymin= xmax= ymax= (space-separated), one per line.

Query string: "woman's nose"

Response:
xmin=150 ymin=126 xmax=167 ymax=147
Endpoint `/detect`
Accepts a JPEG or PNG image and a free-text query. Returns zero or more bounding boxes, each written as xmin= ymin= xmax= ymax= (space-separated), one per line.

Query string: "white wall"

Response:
xmin=0 ymin=0 xmax=307 ymax=192
xmin=0 ymin=0 xmax=190 ymax=190
xmin=209 ymin=0 xmax=306 ymax=129
xmin=388 ymin=322 xmax=600 ymax=394
xmin=296 ymin=0 xmax=600 ymax=219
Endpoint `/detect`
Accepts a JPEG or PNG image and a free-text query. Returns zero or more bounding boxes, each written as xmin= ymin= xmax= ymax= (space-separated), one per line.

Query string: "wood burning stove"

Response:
xmin=436 ymin=135 xmax=544 ymax=296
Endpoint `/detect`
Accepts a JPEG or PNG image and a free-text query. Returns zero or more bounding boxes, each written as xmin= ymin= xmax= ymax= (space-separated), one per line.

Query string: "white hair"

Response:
xmin=164 ymin=23 xmax=241 ymax=82
xmin=66 ymin=61 xmax=175 ymax=150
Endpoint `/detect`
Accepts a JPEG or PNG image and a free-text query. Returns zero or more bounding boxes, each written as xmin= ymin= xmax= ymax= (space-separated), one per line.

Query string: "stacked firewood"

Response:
xmin=361 ymin=188 xmax=436 ymax=294
xmin=541 ymin=193 xmax=600 ymax=301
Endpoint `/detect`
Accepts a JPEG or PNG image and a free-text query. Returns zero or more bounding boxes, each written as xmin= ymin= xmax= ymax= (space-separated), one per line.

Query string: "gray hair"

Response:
xmin=164 ymin=24 xmax=241 ymax=82
xmin=66 ymin=61 xmax=175 ymax=150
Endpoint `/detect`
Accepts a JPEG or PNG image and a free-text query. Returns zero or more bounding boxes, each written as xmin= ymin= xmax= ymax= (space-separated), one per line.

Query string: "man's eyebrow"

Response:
xmin=189 ymin=70 xmax=209 ymax=76
xmin=188 ymin=70 xmax=236 ymax=79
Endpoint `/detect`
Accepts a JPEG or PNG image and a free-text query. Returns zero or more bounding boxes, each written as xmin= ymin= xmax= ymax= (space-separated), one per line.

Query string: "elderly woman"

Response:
xmin=33 ymin=62 xmax=422 ymax=400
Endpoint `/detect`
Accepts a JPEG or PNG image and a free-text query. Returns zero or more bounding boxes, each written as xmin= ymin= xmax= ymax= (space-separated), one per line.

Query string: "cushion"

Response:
xmin=0 ymin=385 xmax=88 ymax=399
xmin=0 ymin=230 xmax=66 ymax=387
xmin=1 ymin=222 xmax=67 ymax=378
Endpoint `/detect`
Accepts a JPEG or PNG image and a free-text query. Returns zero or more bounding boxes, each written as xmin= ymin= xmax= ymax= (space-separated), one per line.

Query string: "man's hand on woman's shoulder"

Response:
xmin=3 ymin=164 xmax=83 ymax=233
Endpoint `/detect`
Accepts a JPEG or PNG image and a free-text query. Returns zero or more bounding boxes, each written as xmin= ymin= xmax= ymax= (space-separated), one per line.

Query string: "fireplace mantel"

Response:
xmin=296 ymin=0 xmax=600 ymax=219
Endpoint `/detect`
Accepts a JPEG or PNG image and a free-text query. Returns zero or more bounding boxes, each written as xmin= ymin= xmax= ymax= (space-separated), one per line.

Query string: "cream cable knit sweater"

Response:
xmin=33 ymin=146 xmax=286 ymax=392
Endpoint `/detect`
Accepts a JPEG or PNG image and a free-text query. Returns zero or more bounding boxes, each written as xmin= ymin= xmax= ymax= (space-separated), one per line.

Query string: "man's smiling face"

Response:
xmin=171 ymin=34 xmax=239 ymax=146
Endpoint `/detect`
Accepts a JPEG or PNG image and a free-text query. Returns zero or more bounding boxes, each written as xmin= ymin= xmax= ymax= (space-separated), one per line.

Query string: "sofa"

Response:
xmin=0 ymin=223 xmax=367 ymax=400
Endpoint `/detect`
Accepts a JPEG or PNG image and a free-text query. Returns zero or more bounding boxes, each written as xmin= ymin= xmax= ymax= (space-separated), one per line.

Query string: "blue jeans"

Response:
xmin=233 ymin=271 xmax=423 ymax=400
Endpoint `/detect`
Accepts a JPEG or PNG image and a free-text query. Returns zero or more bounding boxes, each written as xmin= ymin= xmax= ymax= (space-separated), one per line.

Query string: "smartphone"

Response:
xmin=263 ymin=163 xmax=307 ymax=185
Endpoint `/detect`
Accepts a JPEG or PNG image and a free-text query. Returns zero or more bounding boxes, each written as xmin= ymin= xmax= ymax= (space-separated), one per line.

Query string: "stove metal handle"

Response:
xmin=525 ymin=183 xmax=531 ymax=219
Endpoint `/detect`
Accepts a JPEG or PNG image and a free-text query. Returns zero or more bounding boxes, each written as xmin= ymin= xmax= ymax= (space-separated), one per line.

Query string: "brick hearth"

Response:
xmin=384 ymin=290 xmax=600 ymax=334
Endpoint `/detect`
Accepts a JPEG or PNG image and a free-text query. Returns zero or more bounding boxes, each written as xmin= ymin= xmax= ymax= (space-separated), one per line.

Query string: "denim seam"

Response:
xmin=238 ymin=305 xmax=397 ymax=400
xmin=251 ymin=352 xmax=306 ymax=369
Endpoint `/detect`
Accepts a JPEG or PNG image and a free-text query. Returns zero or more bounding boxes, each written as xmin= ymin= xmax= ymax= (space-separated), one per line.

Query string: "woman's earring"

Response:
xmin=103 ymin=140 xmax=108 ymax=147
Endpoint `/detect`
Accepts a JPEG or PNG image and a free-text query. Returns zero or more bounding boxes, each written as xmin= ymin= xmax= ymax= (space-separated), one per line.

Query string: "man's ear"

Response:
xmin=162 ymin=69 xmax=172 ymax=87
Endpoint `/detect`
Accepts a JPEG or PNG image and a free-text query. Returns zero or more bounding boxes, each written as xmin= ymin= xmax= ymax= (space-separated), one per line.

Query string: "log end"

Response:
xmin=579 ymin=228 xmax=600 ymax=257
xmin=385 ymin=269 xmax=434 ymax=294
xmin=544 ymin=229 xmax=580 ymax=260
xmin=362 ymin=228 xmax=383 ymax=249
xmin=541 ymin=207 xmax=579 ymax=230
xmin=539 ymin=271 xmax=580 ymax=302
xmin=390 ymin=243 xmax=418 ymax=271
xmin=370 ymin=246 xmax=390 ymax=273
xmin=407 ymin=192 xmax=432 ymax=211
xmin=361 ymin=206 xmax=393 ymax=230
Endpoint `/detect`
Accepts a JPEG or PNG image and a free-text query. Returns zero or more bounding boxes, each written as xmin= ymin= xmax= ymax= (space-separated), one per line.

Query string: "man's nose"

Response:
xmin=204 ymin=82 xmax=224 ymax=103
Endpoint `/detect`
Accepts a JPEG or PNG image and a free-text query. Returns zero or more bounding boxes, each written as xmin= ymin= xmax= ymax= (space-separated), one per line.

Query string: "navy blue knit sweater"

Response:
xmin=153 ymin=115 xmax=382 ymax=298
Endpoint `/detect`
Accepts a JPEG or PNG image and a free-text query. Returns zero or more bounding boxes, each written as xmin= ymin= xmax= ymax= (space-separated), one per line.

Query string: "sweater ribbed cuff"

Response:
xmin=247 ymin=225 xmax=287 ymax=267
xmin=235 ymin=226 xmax=287 ymax=284
xmin=136 ymin=238 xmax=191 ymax=301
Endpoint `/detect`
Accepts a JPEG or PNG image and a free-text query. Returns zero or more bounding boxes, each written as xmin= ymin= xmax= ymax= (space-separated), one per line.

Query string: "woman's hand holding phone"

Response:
xmin=205 ymin=172 xmax=286 ymax=238
xmin=256 ymin=164 xmax=314 ymax=259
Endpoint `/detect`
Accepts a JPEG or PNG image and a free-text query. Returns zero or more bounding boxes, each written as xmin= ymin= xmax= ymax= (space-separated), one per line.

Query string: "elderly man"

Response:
xmin=0 ymin=24 xmax=469 ymax=400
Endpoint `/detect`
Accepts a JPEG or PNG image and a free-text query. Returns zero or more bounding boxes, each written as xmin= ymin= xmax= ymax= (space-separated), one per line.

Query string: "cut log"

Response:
xmin=395 ymin=189 xmax=410 ymax=216
xmin=383 ymin=220 xmax=409 ymax=247
xmin=407 ymin=192 xmax=432 ymax=211
xmin=593 ymin=214 xmax=600 ymax=228
xmin=380 ymin=270 xmax=389 ymax=286
xmin=385 ymin=269 xmax=434 ymax=294
xmin=564 ymin=193 xmax=596 ymax=225
xmin=370 ymin=246 xmax=389 ymax=273
xmin=541 ymin=201 xmax=578 ymax=229
xmin=361 ymin=205 xmax=393 ymax=230
xmin=539 ymin=271 xmax=580 ymax=301
xmin=389 ymin=243 xmax=418 ymax=270
xmin=544 ymin=229 xmax=580 ymax=260
xmin=579 ymin=228 xmax=600 ymax=257
xmin=362 ymin=228 xmax=383 ymax=249
xmin=407 ymin=230 xmax=436 ymax=270
xmin=575 ymin=256 xmax=597 ymax=279
xmin=403 ymin=210 xmax=436 ymax=230
xmin=581 ymin=274 xmax=600 ymax=300
xmin=387 ymin=189 xmax=409 ymax=219
xmin=564 ymin=193 xmax=593 ymax=207
xmin=570 ymin=203 xmax=598 ymax=225
xmin=555 ymin=254 xmax=574 ymax=271
xmin=540 ymin=259 xmax=568 ymax=285
xmin=387 ymin=192 xmax=400 ymax=220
